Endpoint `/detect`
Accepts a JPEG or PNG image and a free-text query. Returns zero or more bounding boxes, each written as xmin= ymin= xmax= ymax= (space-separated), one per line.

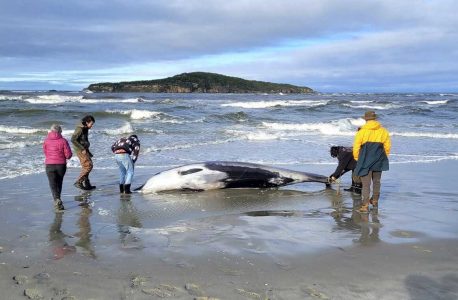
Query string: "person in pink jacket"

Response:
xmin=43 ymin=124 xmax=73 ymax=211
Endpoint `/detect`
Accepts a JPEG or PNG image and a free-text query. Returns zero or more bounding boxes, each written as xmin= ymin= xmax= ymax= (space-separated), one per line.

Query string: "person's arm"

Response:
xmin=353 ymin=131 xmax=363 ymax=161
xmin=383 ymin=129 xmax=391 ymax=156
xmin=64 ymin=139 xmax=72 ymax=159
xmin=71 ymin=127 xmax=85 ymax=152
xmin=131 ymin=140 xmax=140 ymax=163
xmin=331 ymin=152 xmax=351 ymax=179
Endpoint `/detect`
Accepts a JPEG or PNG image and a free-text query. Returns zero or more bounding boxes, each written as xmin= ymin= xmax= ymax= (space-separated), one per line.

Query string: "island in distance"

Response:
xmin=87 ymin=72 xmax=314 ymax=94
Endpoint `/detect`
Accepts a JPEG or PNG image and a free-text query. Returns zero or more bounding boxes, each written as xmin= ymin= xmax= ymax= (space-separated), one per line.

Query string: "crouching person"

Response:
xmin=329 ymin=146 xmax=362 ymax=194
xmin=112 ymin=135 xmax=140 ymax=194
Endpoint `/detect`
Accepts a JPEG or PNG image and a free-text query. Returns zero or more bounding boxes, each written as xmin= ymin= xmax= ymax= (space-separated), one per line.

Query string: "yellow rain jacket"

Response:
xmin=353 ymin=120 xmax=391 ymax=177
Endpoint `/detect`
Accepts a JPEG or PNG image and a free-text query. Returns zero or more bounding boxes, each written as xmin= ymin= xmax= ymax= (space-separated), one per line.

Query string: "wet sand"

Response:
xmin=1 ymin=161 xmax=458 ymax=299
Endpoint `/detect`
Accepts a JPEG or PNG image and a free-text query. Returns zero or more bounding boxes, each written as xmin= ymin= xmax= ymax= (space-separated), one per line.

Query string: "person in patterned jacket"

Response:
xmin=111 ymin=135 xmax=141 ymax=194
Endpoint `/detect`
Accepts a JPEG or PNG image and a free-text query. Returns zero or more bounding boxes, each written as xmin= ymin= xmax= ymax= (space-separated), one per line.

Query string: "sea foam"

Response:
xmin=391 ymin=131 xmax=458 ymax=139
xmin=101 ymin=123 xmax=134 ymax=135
xmin=221 ymin=100 xmax=329 ymax=109
xmin=420 ymin=100 xmax=449 ymax=105
xmin=0 ymin=125 xmax=44 ymax=134
xmin=107 ymin=109 xmax=162 ymax=120
xmin=262 ymin=118 xmax=363 ymax=136
xmin=24 ymin=95 xmax=84 ymax=104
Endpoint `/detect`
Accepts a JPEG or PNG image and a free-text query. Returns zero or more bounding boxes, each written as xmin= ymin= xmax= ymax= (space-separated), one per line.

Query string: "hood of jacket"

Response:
xmin=46 ymin=131 xmax=63 ymax=140
xmin=362 ymin=120 xmax=381 ymax=131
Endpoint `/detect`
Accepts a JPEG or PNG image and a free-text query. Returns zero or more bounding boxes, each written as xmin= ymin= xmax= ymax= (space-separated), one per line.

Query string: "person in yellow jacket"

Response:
xmin=353 ymin=111 xmax=391 ymax=213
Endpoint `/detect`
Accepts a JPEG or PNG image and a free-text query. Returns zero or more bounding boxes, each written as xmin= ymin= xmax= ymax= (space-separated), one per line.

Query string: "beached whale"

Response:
xmin=137 ymin=161 xmax=329 ymax=193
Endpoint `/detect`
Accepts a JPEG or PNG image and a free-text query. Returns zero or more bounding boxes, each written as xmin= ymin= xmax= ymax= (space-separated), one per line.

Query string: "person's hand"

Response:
xmin=82 ymin=149 xmax=86 ymax=154
xmin=328 ymin=176 xmax=336 ymax=183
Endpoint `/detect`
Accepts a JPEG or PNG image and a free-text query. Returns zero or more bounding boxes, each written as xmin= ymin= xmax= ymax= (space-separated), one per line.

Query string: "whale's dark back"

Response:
xmin=205 ymin=162 xmax=294 ymax=188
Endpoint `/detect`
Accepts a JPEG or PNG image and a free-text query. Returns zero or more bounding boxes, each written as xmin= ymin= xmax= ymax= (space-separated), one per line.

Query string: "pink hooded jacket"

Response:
xmin=43 ymin=131 xmax=73 ymax=164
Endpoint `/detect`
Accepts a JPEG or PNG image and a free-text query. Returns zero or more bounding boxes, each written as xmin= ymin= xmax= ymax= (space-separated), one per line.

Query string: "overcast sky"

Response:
xmin=1 ymin=0 xmax=457 ymax=92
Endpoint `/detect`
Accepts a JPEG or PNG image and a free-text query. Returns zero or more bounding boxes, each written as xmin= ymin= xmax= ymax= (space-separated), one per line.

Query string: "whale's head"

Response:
xmin=139 ymin=164 xmax=228 ymax=193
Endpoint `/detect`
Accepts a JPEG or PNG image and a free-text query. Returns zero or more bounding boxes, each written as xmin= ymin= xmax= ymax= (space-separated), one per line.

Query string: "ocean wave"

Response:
xmin=209 ymin=111 xmax=250 ymax=122
xmin=100 ymin=123 xmax=134 ymax=135
xmin=0 ymin=95 xmax=25 ymax=101
xmin=143 ymin=139 xmax=235 ymax=153
xmin=342 ymin=103 xmax=402 ymax=110
xmin=106 ymin=109 xmax=163 ymax=120
xmin=391 ymin=131 xmax=458 ymax=139
xmin=81 ymin=98 xmax=142 ymax=104
xmin=225 ymin=129 xmax=284 ymax=141
xmin=0 ymin=125 xmax=45 ymax=134
xmin=391 ymin=154 xmax=458 ymax=164
xmin=24 ymin=95 xmax=84 ymax=104
xmin=0 ymin=140 xmax=41 ymax=150
xmin=221 ymin=100 xmax=329 ymax=109
xmin=349 ymin=100 xmax=373 ymax=104
xmin=420 ymin=100 xmax=449 ymax=105
xmin=262 ymin=118 xmax=363 ymax=136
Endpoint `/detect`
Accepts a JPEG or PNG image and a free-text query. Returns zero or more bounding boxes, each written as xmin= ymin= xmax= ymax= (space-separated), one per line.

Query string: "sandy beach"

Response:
xmin=1 ymin=160 xmax=458 ymax=299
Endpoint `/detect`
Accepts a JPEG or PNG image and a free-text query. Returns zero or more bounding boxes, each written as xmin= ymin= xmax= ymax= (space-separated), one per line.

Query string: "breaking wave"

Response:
xmin=221 ymin=100 xmax=329 ymax=109
xmin=24 ymin=95 xmax=84 ymax=104
xmin=106 ymin=109 xmax=163 ymax=120
xmin=420 ymin=100 xmax=449 ymax=105
xmin=100 ymin=122 xmax=134 ymax=135
xmin=0 ymin=125 xmax=45 ymax=134
xmin=342 ymin=102 xmax=403 ymax=110
xmin=391 ymin=131 xmax=458 ymax=139
xmin=262 ymin=118 xmax=365 ymax=136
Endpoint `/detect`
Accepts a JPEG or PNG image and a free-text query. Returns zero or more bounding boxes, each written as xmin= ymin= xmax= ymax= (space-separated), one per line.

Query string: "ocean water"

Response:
xmin=0 ymin=91 xmax=457 ymax=180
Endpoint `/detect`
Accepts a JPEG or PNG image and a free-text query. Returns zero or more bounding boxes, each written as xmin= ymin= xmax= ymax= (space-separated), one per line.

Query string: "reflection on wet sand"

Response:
xmin=234 ymin=187 xmax=382 ymax=247
xmin=48 ymin=195 xmax=96 ymax=259
xmin=329 ymin=190 xmax=381 ymax=246
xmin=49 ymin=213 xmax=76 ymax=260
xmin=117 ymin=197 xmax=143 ymax=250
xmin=75 ymin=206 xmax=96 ymax=258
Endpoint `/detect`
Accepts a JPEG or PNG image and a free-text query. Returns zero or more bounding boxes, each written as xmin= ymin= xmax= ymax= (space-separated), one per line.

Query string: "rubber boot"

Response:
xmin=54 ymin=199 xmax=65 ymax=211
xmin=74 ymin=180 xmax=90 ymax=190
xmin=124 ymin=184 xmax=132 ymax=194
xmin=353 ymin=183 xmax=362 ymax=194
xmin=83 ymin=177 xmax=96 ymax=190
xmin=119 ymin=184 xmax=124 ymax=194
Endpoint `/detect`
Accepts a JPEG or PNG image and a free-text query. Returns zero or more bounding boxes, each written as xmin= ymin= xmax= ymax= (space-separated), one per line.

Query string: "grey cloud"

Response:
xmin=1 ymin=0 xmax=457 ymax=90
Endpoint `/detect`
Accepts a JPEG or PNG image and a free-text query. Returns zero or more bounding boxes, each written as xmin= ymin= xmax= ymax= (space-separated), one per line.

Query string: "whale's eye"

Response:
xmin=179 ymin=168 xmax=203 ymax=175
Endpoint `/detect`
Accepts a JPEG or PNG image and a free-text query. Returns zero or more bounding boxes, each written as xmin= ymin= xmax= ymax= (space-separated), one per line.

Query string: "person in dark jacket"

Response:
xmin=43 ymin=124 xmax=73 ymax=211
xmin=353 ymin=111 xmax=391 ymax=213
xmin=71 ymin=115 xmax=96 ymax=190
xmin=329 ymin=146 xmax=361 ymax=194
xmin=111 ymin=135 xmax=140 ymax=194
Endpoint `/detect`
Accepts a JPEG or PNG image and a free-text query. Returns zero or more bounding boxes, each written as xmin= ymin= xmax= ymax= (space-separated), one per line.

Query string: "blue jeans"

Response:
xmin=115 ymin=154 xmax=134 ymax=185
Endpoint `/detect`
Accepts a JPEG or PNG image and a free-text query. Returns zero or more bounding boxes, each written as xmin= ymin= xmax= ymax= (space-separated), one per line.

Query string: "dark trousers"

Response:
xmin=46 ymin=164 xmax=67 ymax=200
